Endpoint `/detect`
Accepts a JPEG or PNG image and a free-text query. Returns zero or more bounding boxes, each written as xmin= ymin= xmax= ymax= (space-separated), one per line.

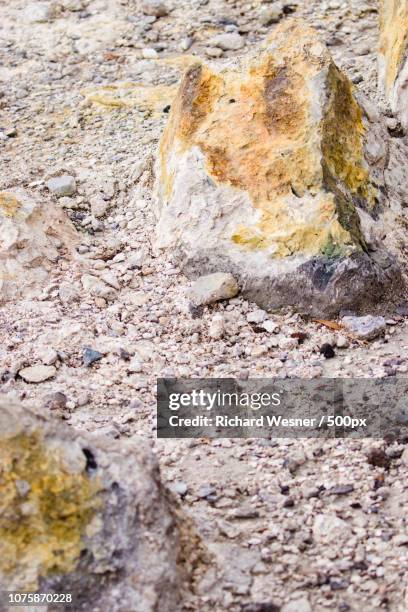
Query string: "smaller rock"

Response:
xmin=366 ymin=448 xmax=391 ymax=469
xmin=38 ymin=347 xmax=58 ymax=366
xmin=401 ymin=448 xmax=408 ymax=467
xmin=320 ymin=343 xmax=335 ymax=359
xmin=210 ymin=33 xmax=245 ymax=51
xmin=396 ymin=303 xmax=408 ymax=316
xmin=328 ymin=484 xmax=354 ymax=496
xmin=197 ymin=484 xmax=215 ymax=499
xmin=83 ymin=347 xmax=103 ymax=367
xmin=208 ymin=314 xmax=225 ymax=339
xmin=142 ymin=47 xmax=159 ymax=59
xmin=61 ymin=0 xmax=84 ymax=10
xmin=141 ymin=0 xmax=168 ymax=17
xmin=47 ymin=175 xmax=77 ymax=197
xmin=241 ymin=603 xmax=280 ymax=612
xmin=58 ymin=282 xmax=79 ymax=304
xmin=90 ymin=196 xmax=109 ymax=218
xmin=19 ymin=365 xmax=56 ymax=383
xmin=228 ymin=505 xmax=259 ymax=520
xmin=394 ymin=534 xmax=408 ymax=546
xmin=25 ymin=2 xmax=56 ymax=23
xmin=170 ymin=481 xmax=188 ymax=496
xmin=42 ymin=391 xmax=68 ymax=412
xmin=336 ymin=335 xmax=349 ymax=349
xmin=282 ymin=598 xmax=311 ymax=612
xmin=313 ymin=513 xmax=351 ymax=544
xmin=179 ymin=37 xmax=194 ymax=52
xmin=262 ymin=320 xmax=278 ymax=333
xmin=188 ymin=272 xmax=239 ymax=306
xmin=247 ymin=309 xmax=267 ymax=324
xmin=342 ymin=315 xmax=386 ymax=341
xmin=260 ymin=5 xmax=282 ymax=26
xmin=128 ymin=358 xmax=143 ymax=373
xmin=205 ymin=47 xmax=224 ymax=58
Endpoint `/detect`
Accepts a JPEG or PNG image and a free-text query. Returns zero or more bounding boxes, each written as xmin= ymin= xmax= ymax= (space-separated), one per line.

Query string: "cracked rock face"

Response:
xmin=0 ymin=189 xmax=78 ymax=303
xmin=379 ymin=0 xmax=408 ymax=130
xmin=0 ymin=397 xmax=197 ymax=611
xmin=154 ymin=20 xmax=403 ymax=316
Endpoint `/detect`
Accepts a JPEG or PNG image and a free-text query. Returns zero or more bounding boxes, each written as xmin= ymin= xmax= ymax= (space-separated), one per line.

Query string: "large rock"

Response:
xmin=0 ymin=189 xmax=78 ymax=303
xmin=379 ymin=0 xmax=408 ymax=130
xmin=0 ymin=397 xmax=198 ymax=610
xmin=154 ymin=21 xmax=402 ymax=316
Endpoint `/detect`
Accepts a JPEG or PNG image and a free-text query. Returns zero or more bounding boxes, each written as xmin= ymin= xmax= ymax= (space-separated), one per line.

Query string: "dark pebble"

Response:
xmin=366 ymin=448 xmax=391 ymax=469
xmin=328 ymin=484 xmax=354 ymax=496
xmin=320 ymin=343 xmax=335 ymax=359
xmin=241 ymin=604 xmax=280 ymax=612
xmin=83 ymin=347 xmax=103 ymax=367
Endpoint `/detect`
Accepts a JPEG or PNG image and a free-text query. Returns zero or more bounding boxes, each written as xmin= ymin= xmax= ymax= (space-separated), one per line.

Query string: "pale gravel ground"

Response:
xmin=1 ymin=0 xmax=408 ymax=610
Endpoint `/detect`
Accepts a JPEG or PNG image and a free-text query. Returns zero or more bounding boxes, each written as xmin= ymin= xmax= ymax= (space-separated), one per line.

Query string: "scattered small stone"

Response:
xmin=396 ymin=302 xmax=408 ymax=316
xmin=83 ymin=347 xmax=103 ymax=367
xmin=90 ymin=195 xmax=109 ymax=218
xmin=205 ymin=47 xmax=224 ymax=58
xmin=401 ymin=448 xmax=408 ymax=466
xmin=188 ymin=272 xmax=239 ymax=306
xmin=38 ymin=347 xmax=58 ymax=366
xmin=330 ymin=578 xmax=349 ymax=590
xmin=42 ymin=391 xmax=68 ymax=411
xmin=342 ymin=315 xmax=386 ymax=341
xmin=394 ymin=534 xmax=408 ymax=546
xmin=142 ymin=47 xmax=159 ymax=59
xmin=170 ymin=481 xmax=188 ymax=496
xmin=320 ymin=343 xmax=335 ymax=359
xmin=247 ymin=309 xmax=267 ymax=324
xmin=260 ymin=6 xmax=282 ymax=26
xmin=262 ymin=320 xmax=278 ymax=333
xmin=336 ymin=334 xmax=349 ymax=349
xmin=179 ymin=37 xmax=194 ymax=52
xmin=197 ymin=484 xmax=215 ymax=499
xmin=241 ymin=603 xmax=280 ymax=612
xmin=282 ymin=597 xmax=311 ymax=612
xmin=210 ymin=33 xmax=245 ymax=51
xmin=208 ymin=314 xmax=225 ymax=340
xmin=25 ymin=2 xmax=56 ymax=23
xmin=328 ymin=484 xmax=354 ymax=496
xmin=141 ymin=0 xmax=168 ymax=17
xmin=228 ymin=506 xmax=260 ymax=520
xmin=19 ymin=365 xmax=56 ymax=383
xmin=47 ymin=175 xmax=77 ymax=197
xmin=366 ymin=448 xmax=391 ymax=469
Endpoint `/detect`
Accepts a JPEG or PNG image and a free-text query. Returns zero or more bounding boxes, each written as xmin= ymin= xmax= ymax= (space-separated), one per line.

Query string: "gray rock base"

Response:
xmin=182 ymin=250 xmax=402 ymax=318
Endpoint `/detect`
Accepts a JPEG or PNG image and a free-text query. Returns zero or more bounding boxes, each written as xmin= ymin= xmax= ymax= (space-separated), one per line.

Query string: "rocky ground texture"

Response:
xmin=2 ymin=0 xmax=408 ymax=610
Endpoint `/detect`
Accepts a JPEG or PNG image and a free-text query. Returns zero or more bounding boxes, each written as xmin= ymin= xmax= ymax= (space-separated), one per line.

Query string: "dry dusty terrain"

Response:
xmin=1 ymin=0 xmax=408 ymax=610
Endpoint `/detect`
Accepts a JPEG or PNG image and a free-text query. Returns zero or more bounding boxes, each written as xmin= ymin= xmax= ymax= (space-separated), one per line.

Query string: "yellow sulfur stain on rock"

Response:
xmin=379 ymin=0 xmax=408 ymax=96
xmin=159 ymin=21 xmax=371 ymax=257
xmin=0 ymin=192 xmax=21 ymax=218
xmin=0 ymin=432 xmax=101 ymax=590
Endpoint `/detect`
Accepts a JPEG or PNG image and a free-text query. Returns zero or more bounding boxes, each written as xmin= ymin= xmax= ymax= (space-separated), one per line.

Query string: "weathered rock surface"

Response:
xmin=0 ymin=397 xmax=197 ymax=611
xmin=379 ymin=0 xmax=408 ymax=130
xmin=154 ymin=21 xmax=402 ymax=316
xmin=0 ymin=189 xmax=78 ymax=303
